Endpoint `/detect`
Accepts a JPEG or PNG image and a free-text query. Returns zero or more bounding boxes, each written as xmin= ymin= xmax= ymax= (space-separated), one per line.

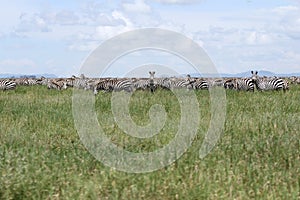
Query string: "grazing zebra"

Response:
xmin=93 ymin=78 xmax=133 ymax=95
xmin=192 ymin=78 xmax=209 ymax=90
xmin=0 ymin=79 xmax=17 ymax=90
xmin=155 ymin=78 xmax=172 ymax=90
xmin=224 ymin=79 xmax=235 ymax=89
xmin=233 ymin=78 xmax=255 ymax=92
xmin=132 ymin=78 xmax=149 ymax=91
xmin=47 ymin=79 xmax=66 ymax=90
xmin=169 ymin=76 xmax=196 ymax=90
xmin=149 ymin=71 xmax=155 ymax=93
xmin=36 ymin=76 xmax=48 ymax=86
xmin=14 ymin=78 xmax=37 ymax=86
xmin=207 ymin=78 xmax=224 ymax=88
xmin=251 ymin=71 xmax=286 ymax=91
xmin=290 ymin=76 xmax=300 ymax=84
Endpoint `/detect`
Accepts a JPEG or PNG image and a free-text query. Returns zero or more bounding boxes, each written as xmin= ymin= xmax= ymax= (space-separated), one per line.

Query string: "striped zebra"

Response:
xmin=149 ymin=71 xmax=155 ymax=93
xmin=93 ymin=78 xmax=133 ymax=95
xmin=251 ymin=71 xmax=286 ymax=91
xmin=14 ymin=78 xmax=37 ymax=86
xmin=290 ymin=76 xmax=300 ymax=84
xmin=47 ymin=79 xmax=66 ymax=90
xmin=233 ymin=78 xmax=255 ymax=92
xmin=224 ymin=79 xmax=235 ymax=89
xmin=36 ymin=76 xmax=48 ymax=86
xmin=192 ymin=78 xmax=209 ymax=90
xmin=155 ymin=78 xmax=172 ymax=90
xmin=168 ymin=76 xmax=196 ymax=90
xmin=207 ymin=78 xmax=224 ymax=88
xmin=0 ymin=79 xmax=17 ymax=90
xmin=132 ymin=78 xmax=149 ymax=91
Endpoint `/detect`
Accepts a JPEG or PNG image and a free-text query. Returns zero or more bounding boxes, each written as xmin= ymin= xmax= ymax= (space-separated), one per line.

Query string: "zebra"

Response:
xmin=191 ymin=78 xmax=209 ymax=90
xmin=93 ymin=78 xmax=134 ymax=95
xmin=224 ymin=79 xmax=235 ymax=89
xmin=36 ymin=76 xmax=48 ymax=86
xmin=47 ymin=79 xmax=66 ymax=90
xmin=290 ymin=76 xmax=300 ymax=84
xmin=132 ymin=78 xmax=149 ymax=91
xmin=155 ymin=78 xmax=172 ymax=90
xmin=0 ymin=79 xmax=17 ymax=90
xmin=168 ymin=75 xmax=196 ymax=90
xmin=233 ymin=78 xmax=255 ymax=92
xmin=69 ymin=75 xmax=89 ymax=90
xmin=251 ymin=71 xmax=286 ymax=91
xmin=14 ymin=78 xmax=37 ymax=86
xmin=207 ymin=78 xmax=224 ymax=88
xmin=149 ymin=71 xmax=155 ymax=93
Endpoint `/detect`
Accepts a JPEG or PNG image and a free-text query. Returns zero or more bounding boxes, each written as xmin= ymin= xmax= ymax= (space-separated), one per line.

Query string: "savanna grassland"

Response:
xmin=0 ymin=85 xmax=300 ymax=199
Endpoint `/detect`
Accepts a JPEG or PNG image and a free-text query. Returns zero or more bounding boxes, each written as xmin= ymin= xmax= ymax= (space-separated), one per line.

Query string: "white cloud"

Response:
xmin=0 ymin=58 xmax=39 ymax=74
xmin=68 ymin=11 xmax=135 ymax=51
xmin=272 ymin=5 xmax=299 ymax=15
xmin=0 ymin=58 xmax=36 ymax=68
xmin=2 ymin=1 xmax=300 ymax=76
xmin=245 ymin=31 xmax=273 ymax=45
xmin=123 ymin=0 xmax=151 ymax=13
xmin=154 ymin=0 xmax=202 ymax=4
xmin=16 ymin=13 xmax=51 ymax=33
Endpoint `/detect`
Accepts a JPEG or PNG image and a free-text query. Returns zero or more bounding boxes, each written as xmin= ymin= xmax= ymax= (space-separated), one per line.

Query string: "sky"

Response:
xmin=0 ymin=0 xmax=300 ymax=77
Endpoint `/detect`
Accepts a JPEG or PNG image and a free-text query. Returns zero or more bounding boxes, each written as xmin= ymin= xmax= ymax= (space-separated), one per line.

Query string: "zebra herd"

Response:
xmin=0 ymin=71 xmax=298 ymax=93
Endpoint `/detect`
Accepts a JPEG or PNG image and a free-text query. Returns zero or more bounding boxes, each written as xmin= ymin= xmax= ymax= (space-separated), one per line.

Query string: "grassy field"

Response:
xmin=0 ymin=85 xmax=300 ymax=199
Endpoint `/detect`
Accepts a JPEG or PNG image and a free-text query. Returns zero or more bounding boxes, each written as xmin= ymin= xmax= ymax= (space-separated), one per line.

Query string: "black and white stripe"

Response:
xmin=168 ymin=76 xmax=196 ymax=90
xmin=132 ymin=78 xmax=150 ymax=91
xmin=234 ymin=78 xmax=255 ymax=92
xmin=0 ymin=79 xmax=17 ymax=90
xmin=251 ymin=71 xmax=286 ymax=91
xmin=191 ymin=78 xmax=209 ymax=90
xmin=94 ymin=78 xmax=134 ymax=94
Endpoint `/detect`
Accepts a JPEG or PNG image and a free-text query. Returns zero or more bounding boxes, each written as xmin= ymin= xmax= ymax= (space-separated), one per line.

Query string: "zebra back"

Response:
xmin=0 ymin=79 xmax=17 ymax=90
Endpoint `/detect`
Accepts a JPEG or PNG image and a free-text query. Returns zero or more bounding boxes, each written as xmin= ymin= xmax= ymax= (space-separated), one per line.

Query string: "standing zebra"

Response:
xmin=93 ymin=78 xmax=133 ymax=95
xmin=0 ymin=79 xmax=16 ymax=90
xmin=149 ymin=71 xmax=155 ymax=93
xmin=251 ymin=71 xmax=287 ymax=91
xmin=233 ymin=78 xmax=255 ymax=92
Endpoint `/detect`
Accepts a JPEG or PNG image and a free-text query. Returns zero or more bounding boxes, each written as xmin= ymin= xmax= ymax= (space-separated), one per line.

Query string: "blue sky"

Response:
xmin=0 ymin=0 xmax=300 ymax=77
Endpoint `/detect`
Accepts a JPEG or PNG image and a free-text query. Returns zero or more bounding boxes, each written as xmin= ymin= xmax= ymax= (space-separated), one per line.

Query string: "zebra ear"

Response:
xmin=255 ymin=71 xmax=258 ymax=75
xmin=153 ymin=71 xmax=155 ymax=74
xmin=251 ymin=70 xmax=253 ymax=74
xmin=149 ymin=71 xmax=151 ymax=74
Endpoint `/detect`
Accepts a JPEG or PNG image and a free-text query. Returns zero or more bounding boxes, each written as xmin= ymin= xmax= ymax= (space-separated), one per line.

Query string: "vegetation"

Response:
xmin=0 ymin=85 xmax=299 ymax=199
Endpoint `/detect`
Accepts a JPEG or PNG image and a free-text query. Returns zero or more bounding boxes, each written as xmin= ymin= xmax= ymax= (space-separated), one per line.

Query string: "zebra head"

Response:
xmin=149 ymin=71 xmax=155 ymax=79
xmin=251 ymin=70 xmax=259 ymax=84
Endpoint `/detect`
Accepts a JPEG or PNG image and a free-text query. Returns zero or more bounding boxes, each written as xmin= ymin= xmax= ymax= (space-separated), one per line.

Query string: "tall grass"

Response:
xmin=0 ymin=85 xmax=299 ymax=199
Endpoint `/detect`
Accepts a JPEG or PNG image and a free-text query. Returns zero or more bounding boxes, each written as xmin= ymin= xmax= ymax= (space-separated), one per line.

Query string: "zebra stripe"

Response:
xmin=94 ymin=79 xmax=133 ymax=94
xmin=132 ymin=78 xmax=149 ymax=90
xmin=234 ymin=78 xmax=255 ymax=92
xmin=224 ymin=79 xmax=235 ymax=89
xmin=155 ymin=78 xmax=171 ymax=90
xmin=47 ymin=79 xmax=66 ymax=90
xmin=0 ymin=79 xmax=17 ymax=90
xmin=169 ymin=77 xmax=195 ymax=90
xmin=251 ymin=71 xmax=286 ymax=91
xmin=192 ymin=79 xmax=209 ymax=90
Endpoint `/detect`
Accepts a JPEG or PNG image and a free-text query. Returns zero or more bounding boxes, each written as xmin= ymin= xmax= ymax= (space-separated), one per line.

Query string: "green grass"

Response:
xmin=0 ymin=85 xmax=300 ymax=199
